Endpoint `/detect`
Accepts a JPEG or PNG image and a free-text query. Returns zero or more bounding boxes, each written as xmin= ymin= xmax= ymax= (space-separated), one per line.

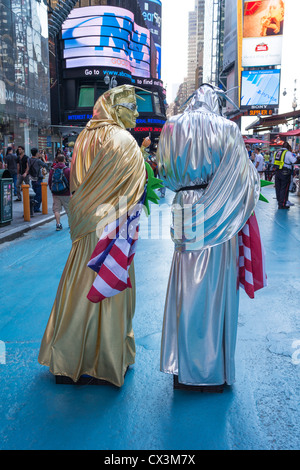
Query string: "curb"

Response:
xmin=0 ymin=211 xmax=66 ymax=244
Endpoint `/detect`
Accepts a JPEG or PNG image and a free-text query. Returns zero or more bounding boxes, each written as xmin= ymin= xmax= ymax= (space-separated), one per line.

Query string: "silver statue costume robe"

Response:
xmin=157 ymin=85 xmax=260 ymax=386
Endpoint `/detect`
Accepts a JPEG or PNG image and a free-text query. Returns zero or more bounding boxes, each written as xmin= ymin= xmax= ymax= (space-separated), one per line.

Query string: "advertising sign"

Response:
xmin=242 ymin=0 xmax=285 ymax=67
xmin=138 ymin=1 xmax=162 ymax=78
xmin=241 ymin=69 xmax=280 ymax=108
xmin=62 ymin=6 xmax=155 ymax=79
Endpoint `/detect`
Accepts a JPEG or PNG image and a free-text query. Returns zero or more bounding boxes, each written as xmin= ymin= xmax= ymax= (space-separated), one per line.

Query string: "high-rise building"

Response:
xmin=171 ymin=0 xmax=207 ymax=115
xmin=195 ymin=0 xmax=205 ymax=88
xmin=187 ymin=10 xmax=197 ymax=97
xmin=0 ymin=0 xmax=51 ymax=155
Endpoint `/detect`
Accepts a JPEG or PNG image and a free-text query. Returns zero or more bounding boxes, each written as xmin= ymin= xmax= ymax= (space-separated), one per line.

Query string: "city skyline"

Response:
xmin=160 ymin=0 xmax=195 ymax=103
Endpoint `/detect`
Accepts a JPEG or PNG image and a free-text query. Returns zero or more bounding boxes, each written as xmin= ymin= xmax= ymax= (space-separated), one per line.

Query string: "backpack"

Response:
xmin=28 ymin=158 xmax=41 ymax=179
xmin=51 ymin=167 xmax=69 ymax=194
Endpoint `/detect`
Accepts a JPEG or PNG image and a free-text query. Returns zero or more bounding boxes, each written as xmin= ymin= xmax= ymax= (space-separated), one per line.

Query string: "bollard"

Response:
xmin=22 ymin=184 xmax=30 ymax=221
xmin=41 ymin=182 xmax=48 ymax=215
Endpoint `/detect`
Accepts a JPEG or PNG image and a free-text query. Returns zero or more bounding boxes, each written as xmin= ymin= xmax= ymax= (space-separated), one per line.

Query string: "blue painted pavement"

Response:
xmin=0 ymin=186 xmax=299 ymax=450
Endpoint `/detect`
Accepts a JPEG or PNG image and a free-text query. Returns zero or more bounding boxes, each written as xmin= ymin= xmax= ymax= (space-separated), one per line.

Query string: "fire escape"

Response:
xmin=210 ymin=0 xmax=224 ymax=87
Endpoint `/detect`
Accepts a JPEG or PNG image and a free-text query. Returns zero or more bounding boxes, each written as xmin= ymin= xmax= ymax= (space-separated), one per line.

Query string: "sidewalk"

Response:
xmin=0 ymin=182 xmax=62 ymax=243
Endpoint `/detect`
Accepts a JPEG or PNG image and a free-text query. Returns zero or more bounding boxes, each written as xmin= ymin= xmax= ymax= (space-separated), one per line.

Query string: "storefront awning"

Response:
xmin=245 ymin=109 xmax=300 ymax=132
xmin=243 ymin=137 xmax=269 ymax=144
xmin=279 ymin=129 xmax=300 ymax=136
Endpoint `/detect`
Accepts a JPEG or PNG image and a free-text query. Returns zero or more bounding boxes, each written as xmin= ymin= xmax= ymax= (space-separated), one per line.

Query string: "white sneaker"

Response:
xmin=286 ymin=201 xmax=295 ymax=206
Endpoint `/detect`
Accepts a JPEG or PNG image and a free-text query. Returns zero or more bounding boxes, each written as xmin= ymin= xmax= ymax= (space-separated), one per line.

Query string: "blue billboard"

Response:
xmin=62 ymin=6 xmax=157 ymax=79
xmin=241 ymin=69 xmax=280 ymax=108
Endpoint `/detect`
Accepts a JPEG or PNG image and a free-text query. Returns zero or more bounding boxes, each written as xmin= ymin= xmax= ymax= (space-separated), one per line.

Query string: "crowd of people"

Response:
xmin=0 ymin=145 xmax=72 ymax=229
xmin=1 ymin=136 xmax=299 ymax=231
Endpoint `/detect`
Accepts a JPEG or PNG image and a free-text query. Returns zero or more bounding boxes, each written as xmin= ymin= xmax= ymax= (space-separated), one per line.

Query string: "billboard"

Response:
xmin=242 ymin=0 xmax=285 ymax=67
xmin=241 ymin=69 xmax=280 ymax=108
xmin=62 ymin=6 xmax=157 ymax=79
xmin=138 ymin=0 xmax=162 ymax=78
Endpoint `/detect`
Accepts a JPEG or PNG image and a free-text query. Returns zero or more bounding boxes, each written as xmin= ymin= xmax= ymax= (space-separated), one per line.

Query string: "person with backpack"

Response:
xmin=48 ymin=154 xmax=70 ymax=230
xmin=24 ymin=148 xmax=48 ymax=212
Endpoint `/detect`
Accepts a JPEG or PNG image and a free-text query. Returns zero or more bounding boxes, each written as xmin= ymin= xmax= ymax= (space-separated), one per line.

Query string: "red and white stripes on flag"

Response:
xmin=238 ymin=212 xmax=267 ymax=299
xmin=87 ymin=201 xmax=144 ymax=303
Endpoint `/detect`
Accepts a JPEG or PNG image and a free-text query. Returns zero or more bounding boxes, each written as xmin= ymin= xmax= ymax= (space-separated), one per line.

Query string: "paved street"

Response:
xmin=0 ymin=185 xmax=299 ymax=450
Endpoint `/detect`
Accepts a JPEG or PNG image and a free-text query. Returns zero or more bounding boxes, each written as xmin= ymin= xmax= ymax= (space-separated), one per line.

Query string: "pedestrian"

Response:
xmin=25 ymin=148 xmax=48 ymax=213
xmin=48 ymin=154 xmax=70 ymax=230
xmin=246 ymin=143 xmax=252 ymax=158
xmin=4 ymin=147 xmax=18 ymax=196
xmin=254 ymin=147 xmax=265 ymax=177
xmin=274 ymin=142 xmax=299 ymax=209
xmin=157 ymin=84 xmax=261 ymax=392
xmin=39 ymin=150 xmax=47 ymax=163
xmin=38 ymin=85 xmax=148 ymax=387
xmin=0 ymin=148 xmax=4 ymax=169
xmin=16 ymin=145 xmax=30 ymax=201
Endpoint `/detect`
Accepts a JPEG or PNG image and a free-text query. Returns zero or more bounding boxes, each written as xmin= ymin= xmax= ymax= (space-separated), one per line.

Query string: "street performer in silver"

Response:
xmin=157 ymin=84 xmax=261 ymax=391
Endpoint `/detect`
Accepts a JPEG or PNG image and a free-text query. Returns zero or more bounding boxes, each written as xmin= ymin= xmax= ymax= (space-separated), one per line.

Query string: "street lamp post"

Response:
xmin=104 ymin=74 xmax=118 ymax=90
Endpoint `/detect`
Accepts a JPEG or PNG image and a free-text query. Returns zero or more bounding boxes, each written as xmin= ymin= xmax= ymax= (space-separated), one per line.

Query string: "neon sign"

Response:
xmin=134 ymin=126 xmax=163 ymax=132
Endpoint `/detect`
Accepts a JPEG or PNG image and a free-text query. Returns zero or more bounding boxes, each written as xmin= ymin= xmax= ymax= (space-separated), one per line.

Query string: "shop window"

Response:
xmin=136 ymin=92 xmax=153 ymax=113
xmin=78 ymin=86 xmax=95 ymax=108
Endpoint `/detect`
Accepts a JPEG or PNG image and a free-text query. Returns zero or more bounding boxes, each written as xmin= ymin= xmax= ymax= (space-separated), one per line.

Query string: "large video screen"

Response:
xmin=241 ymin=69 xmax=280 ymax=107
xmin=62 ymin=6 xmax=155 ymax=79
xmin=242 ymin=0 xmax=285 ymax=67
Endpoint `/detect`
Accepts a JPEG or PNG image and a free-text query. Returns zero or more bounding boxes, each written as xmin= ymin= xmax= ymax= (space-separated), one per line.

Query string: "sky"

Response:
xmin=160 ymin=0 xmax=196 ymax=103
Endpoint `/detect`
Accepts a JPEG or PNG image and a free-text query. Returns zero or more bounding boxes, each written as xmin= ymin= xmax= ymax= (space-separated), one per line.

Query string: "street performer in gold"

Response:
xmin=38 ymin=85 xmax=152 ymax=387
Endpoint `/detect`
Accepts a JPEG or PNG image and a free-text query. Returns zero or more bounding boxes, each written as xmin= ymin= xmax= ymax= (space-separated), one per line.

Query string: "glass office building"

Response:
xmin=0 ymin=0 xmax=51 ymax=156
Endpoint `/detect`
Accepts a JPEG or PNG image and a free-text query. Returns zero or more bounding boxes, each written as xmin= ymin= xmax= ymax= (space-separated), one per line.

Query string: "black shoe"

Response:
xmin=14 ymin=198 xmax=22 ymax=201
xmin=56 ymin=223 xmax=63 ymax=231
xmin=34 ymin=209 xmax=41 ymax=213
xmin=278 ymin=206 xmax=289 ymax=210
xmin=173 ymin=375 xmax=224 ymax=393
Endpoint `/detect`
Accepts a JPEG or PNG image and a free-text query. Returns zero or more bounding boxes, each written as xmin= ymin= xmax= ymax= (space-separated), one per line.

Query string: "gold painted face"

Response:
xmin=114 ymin=100 xmax=139 ymax=129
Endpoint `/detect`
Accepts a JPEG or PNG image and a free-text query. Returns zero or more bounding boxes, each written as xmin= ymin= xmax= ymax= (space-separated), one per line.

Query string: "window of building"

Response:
xmin=136 ymin=91 xmax=153 ymax=113
xmin=153 ymin=93 xmax=162 ymax=114
xmin=78 ymin=86 xmax=95 ymax=107
xmin=95 ymin=86 xmax=107 ymax=102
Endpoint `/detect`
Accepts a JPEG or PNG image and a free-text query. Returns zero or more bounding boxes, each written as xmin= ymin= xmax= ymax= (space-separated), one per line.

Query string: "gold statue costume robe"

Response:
xmin=38 ymin=86 xmax=146 ymax=387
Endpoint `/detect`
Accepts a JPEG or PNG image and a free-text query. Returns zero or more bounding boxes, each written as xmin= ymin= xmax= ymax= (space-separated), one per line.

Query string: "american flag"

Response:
xmin=238 ymin=212 xmax=267 ymax=299
xmin=87 ymin=195 xmax=145 ymax=303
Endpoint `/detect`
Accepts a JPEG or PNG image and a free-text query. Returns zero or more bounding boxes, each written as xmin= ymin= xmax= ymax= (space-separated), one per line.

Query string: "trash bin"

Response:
xmin=0 ymin=169 xmax=13 ymax=226
xmin=29 ymin=187 xmax=36 ymax=216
